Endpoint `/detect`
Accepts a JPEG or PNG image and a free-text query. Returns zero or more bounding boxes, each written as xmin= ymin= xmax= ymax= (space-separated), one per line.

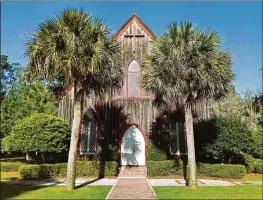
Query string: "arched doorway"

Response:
xmin=120 ymin=124 xmax=147 ymax=166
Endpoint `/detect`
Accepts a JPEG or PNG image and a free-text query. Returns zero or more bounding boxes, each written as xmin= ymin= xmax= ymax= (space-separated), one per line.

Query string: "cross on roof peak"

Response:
xmin=113 ymin=14 xmax=155 ymax=40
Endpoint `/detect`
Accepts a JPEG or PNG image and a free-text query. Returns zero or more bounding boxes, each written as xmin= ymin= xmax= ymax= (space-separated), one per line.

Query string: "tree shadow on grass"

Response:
xmin=75 ymin=178 xmax=101 ymax=189
xmin=0 ymin=182 xmax=49 ymax=200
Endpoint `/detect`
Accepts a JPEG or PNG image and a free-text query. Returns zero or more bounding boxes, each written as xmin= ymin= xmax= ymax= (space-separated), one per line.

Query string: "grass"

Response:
xmin=1 ymin=172 xmax=19 ymax=180
xmin=153 ymin=185 xmax=263 ymax=199
xmin=244 ymin=173 xmax=262 ymax=181
xmin=0 ymin=182 xmax=111 ymax=200
xmin=0 ymin=156 xmax=26 ymax=163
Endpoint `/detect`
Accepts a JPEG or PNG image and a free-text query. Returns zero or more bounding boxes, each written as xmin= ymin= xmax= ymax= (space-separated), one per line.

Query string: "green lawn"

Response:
xmin=0 ymin=182 xmax=111 ymax=200
xmin=244 ymin=173 xmax=262 ymax=181
xmin=0 ymin=156 xmax=26 ymax=163
xmin=1 ymin=172 xmax=19 ymax=180
xmin=153 ymin=185 xmax=263 ymax=199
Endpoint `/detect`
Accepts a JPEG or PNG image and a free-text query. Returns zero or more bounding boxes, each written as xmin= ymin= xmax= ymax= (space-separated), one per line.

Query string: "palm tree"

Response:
xmin=141 ymin=22 xmax=234 ymax=188
xmin=25 ymin=9 xmax=123 ymax=190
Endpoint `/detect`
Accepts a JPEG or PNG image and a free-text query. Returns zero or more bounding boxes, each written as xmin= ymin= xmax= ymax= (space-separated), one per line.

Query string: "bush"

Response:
xmin=147 ymin=143 xmax=167 ymax=161
xmin=3 ymin=113 xmax=70 ymax=163
xmin=194 ymin=116 xmax=254 ymax=164
xmin=147 ymin=161 xmax=246 ymax=179
xmin=18 ymin=165 xmax=41 ymax=179
xmin=243 ymin=154 xmax=263 ymax=174
xmin=253 ymin=159 xmax=262 ymax=174
xmin=251 ymin=125 xmax=263 ymax=159
xmin=197 ymin=163 xmax=246 ymax=179
xmin=1 ymin=162 xmax=23 ymax=171
xmin=40 ymin=163 xmax=67 ymax=177
xmin=254 ymin=163 xmax=262 ymax=174
xmin=18 ymin=161 xmax=118 ymax=179
xmin=147 ymin=160 xmax=184 ymax=176
xmin=243 ymin=154 xmax=255 ymax=173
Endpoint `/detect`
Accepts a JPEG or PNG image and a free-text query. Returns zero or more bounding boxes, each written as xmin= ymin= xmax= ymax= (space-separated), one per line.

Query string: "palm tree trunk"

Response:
xmin=66 ymin=84 xmax=81 ymax=191
xmin=185 ymin=104 xmax=197 ymax=188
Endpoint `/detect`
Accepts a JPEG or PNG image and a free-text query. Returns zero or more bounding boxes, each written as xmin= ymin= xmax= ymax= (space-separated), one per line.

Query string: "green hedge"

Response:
xmin=18 ymin=165 xmax=41 ymax=179
xmin=147 ymin=144 xmax=167 ymax=161
xmin=147 ymin=161 xmax=246 ymax=179
xmin=147 ymin=160 xmax=184 ymax=176
xmin=15 ymin=160 xmax=248 ymax=179
xmin=1 ymin=162 xmax=23 ymax=171
xmin=18 ymin=161 xmax=118 ymax=179
xmin=197 ymin=163 xmax=246 ymax=179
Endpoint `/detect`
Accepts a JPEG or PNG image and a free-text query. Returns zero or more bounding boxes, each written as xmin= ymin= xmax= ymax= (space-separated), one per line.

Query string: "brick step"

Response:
xmin=119 ymin=173 xmax=146 ymax=176
xmin=118 ymin=166 xmax=147 ymax=177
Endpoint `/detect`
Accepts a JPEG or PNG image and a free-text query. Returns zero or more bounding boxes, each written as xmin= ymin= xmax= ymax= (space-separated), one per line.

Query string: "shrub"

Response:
xmin=254 ymin=163 xmax=262 ymax=174
xmin=147 ymin=161 xmax=246 ymax=179
xmin=40 ymin=163 xmax=67 ymax=177
xmin=253 ymin=159 xmax=262 ymax=174
xmin=147 ymin=160 xmax=184 ymax=176
xmin=18 ymin=165 xmax=41 ymax=179
xmin=194 ymin=116 xmax=254 ymax=164
xmin=242 ymin=154 xmax=263 ymax=174
xmin=147 ymin=143 xmax=167 ymax=161
xmin=3 ymin=113 xmax=70 ymax=163
xmin=243 ymin=154 xmax=255 ymax=173
xmin=197 ymin=163 xmax=246 ymax=179
xmin=251 ymin=125 xmax=263 ymax=159
xmin=18 ymin=161 xmax=118 ymax=179
xmin=1 ymin=162 xmax=23 ymax=171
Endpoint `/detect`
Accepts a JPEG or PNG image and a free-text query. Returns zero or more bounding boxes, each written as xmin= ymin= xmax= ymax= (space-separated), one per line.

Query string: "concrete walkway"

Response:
xmin=106 ymin=178 xmax=156 ymax=199
xmin=2 ymin=178 xmax=262 ymax=187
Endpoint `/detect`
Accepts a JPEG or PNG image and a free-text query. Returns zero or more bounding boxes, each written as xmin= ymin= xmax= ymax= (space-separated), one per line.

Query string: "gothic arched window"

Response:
xmin=127 ymin=60 xmax=141 ymax=97
xmin=80 ymin=107 xmax=97 ymax=155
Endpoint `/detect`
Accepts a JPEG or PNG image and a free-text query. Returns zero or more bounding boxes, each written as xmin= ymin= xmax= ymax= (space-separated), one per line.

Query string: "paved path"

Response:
xmin=149 ymin=179 xmax=235 ymax=186
xmin=106 ymin=178 xmax=156 ymax=199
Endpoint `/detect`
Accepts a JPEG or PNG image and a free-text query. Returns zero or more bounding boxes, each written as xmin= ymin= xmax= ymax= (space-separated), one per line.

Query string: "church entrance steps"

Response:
xmin=106 ymin=178 xmax=156 ymax=199
xmin=118 ymin=166 xmax=147 ymax=177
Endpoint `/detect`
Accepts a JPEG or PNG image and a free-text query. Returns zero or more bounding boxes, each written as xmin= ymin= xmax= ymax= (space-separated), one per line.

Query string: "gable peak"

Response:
xmin=113 ymin=14 xmax=155 ymax=39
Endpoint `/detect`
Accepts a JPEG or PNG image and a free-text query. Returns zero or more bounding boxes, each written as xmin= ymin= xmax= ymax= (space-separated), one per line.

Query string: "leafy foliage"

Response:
xmin=254 ymin=163 xmax=263 ymax=174
xmin=147 ymin=142 xmax=168 ymax=161
xmin=1 ymin=162 xmax=22 ymax=172
xmin=141 ymin=22 xmax=234 ymax=188
xmin=0 ymin=55 xmax=23 ymax=104
xmin=141 ymin=22 xmax=234 ymax=109
xmin=212 ymin=90 xmax=261 ymax=122
xmin=196 ymin=163 xmax=246 ymax=179
xmin=18 ymin=161 xmax=118 ymax=179
xmin=243 ymin=154 xmax=263 ymax=174
xmin=25 ymin=9 xmax=124 ymax=100
xmin=147 ymin=160 xmax=184 ymax=176
xmin=211 ymin=90 xmax=262 ymax=159
xmin=1 ymin=79 xmax=58 ymax=140
xmin=147 ymin=160 xmax=245 ymax=179
xmin=18 ymin=165 xmax=41 ymax=179
xmin=2 ymin=113 xmax=70 ymax=162
xmin=194 ymin=116 xmax=254 ymax=164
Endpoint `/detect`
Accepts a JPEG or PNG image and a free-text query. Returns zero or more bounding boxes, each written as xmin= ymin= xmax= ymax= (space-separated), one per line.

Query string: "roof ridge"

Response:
xmin=113 ymin=14 xmax=155 ymax=39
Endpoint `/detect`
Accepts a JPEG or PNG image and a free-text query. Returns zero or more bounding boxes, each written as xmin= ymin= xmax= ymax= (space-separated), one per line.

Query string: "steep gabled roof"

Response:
xmin=113 ymin=14 xmax=155 ymax=39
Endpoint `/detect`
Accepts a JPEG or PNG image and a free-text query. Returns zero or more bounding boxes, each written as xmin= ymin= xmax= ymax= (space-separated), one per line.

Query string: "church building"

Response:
xmin=58 ymin=14 xmax=187 ymax=166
